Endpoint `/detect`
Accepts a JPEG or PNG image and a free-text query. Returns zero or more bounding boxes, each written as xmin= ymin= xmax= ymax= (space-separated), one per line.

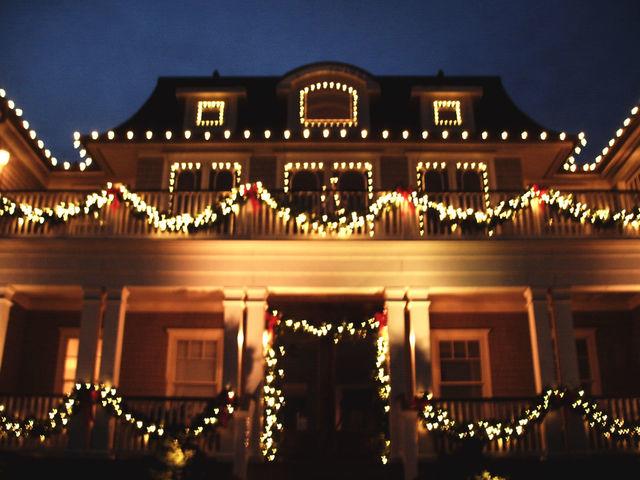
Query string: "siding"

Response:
xmin=430 ymin=312 xmax=536 ymax=396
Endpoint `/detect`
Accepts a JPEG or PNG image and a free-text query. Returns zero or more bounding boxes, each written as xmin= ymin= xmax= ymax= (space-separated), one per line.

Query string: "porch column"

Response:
xmin=68 ymin=286 xmax=105 ymax=450
xmin=0 ymin=286 xmax=15 ymax=373
xmin=550 ymin=288 xmax=587 ymax=451
xmin=93 ymin=287 xmax=129 ymax=450
xmin=384 ymin=287 xmax=408 ymax=463
xmin=407 ymin=288 xmax=432 ymax=396
xmin=524 ymin=288 xmax=556 ymax=391
xmin=223 ymin=288 xmax=248 ymax=479
xmin=223 ymin=288 xmax=245 ymax=394
xmin=244 ymin=288 xmax=267 ymax=461
xmin=405 ymin=288 xmax=431 ymax=480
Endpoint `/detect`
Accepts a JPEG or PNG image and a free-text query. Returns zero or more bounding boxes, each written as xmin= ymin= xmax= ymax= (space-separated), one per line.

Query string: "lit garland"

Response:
xmin=418 ymin=388 xmax=640 ymax=444
xmin=0 ymin=382 xmax=235 ymax=444
xmin=2 ymin=183 xmax=640 ymax=236
xmin=261 ymin=311 xmax=391 ymax=464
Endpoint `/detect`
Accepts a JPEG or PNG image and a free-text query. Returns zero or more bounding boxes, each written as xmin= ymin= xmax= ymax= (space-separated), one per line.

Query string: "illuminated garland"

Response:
xmin=261 ymin=311 xmax=391 ymax=464
xmin=0 ymin=383 xmax=235 ymax=444
xmin=418 ymin=388 xmax=640 ymax=444
xmin=2 ymin=183 xmax=640 ymax=236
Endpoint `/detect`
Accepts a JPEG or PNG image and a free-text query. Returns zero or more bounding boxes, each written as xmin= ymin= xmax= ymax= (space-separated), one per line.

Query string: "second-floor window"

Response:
xmin=56 ymin=330 xmax=102 ymax=394
xmin=208 ymin=169 xmax=234 ymax=191
xmin=176 ymin=169 xmax=202 ymax=191
xmin=422 ymin=170 xmax=449 ymax=192
xmin=456 ymin=170 xmax=482 ymax=192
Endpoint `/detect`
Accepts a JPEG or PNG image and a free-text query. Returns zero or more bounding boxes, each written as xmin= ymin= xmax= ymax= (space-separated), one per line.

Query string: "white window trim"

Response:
xmin=165 ymin=328 xmax=224 ymax=397
xmin=574 ymin=328 xmax=601 ymax=395
xmin=431 ymin=328 xmax=492 ymax=397
xmin=55 ymin=327 xmax=101 ymax=394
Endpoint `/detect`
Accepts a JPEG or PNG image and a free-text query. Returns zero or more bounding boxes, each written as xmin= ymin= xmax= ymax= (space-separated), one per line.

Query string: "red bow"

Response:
xmin=247 ymin=184 xmax=261 ymax=210
xmin=265 ymin=311 xmax=280 ymax=334
xmin=374 ymin=311 xmax=388 ymax=331
xmin=106 ymin=186 xmax=121 ymax=209
xmin=395 ymin=187 xmax=415 ymax=211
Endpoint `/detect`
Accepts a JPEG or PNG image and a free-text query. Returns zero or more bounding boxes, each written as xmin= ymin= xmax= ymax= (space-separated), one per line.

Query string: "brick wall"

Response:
xmin=0 ymin=306 xmax=80 ymax=394
xmin=430 ymin=312 xmax=536 ymax=396
xmin=118 ymin=312 xmax=224 ymax=396
xmin=574 ymin=310 xmax=640 ymax=396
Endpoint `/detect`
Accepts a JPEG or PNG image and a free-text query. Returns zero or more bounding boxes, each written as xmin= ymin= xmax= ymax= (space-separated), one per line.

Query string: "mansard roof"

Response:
xmin=97 ymin=62 xmax=563 ymax=139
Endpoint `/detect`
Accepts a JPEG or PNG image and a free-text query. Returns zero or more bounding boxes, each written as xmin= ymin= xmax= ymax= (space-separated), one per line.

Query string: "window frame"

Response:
xmin=431 ymin=328 xmax=492 ymax=398
xmin=574 ymin=328 xmax=601 ymax=395
xmin=55 ymin=327 xmax=102 ymax=394
xmin=165 ymin=328 xmax=224 ymax=397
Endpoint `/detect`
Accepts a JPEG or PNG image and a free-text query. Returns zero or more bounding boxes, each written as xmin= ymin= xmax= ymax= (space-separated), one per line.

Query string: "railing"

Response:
xmin=1 ymin=189 xmax=640 ymax=239
xmin=417 ymin=396 xmax=640 ymax=457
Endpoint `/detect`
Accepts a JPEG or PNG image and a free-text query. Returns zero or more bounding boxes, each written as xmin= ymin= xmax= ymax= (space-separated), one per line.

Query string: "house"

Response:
xmin=0 ymin=62 xmax=639 ymax=479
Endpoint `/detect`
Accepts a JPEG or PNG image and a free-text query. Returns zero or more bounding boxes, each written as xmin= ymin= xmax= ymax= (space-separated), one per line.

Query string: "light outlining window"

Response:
xmin=283 ymin=161 xmax=325 ymax=193
xmin=330 ymin=161 xmax=374 ymax=200
xmin=433 ymin=100 xmax=462 ymax=127
xmin=299 ymin=81 xmax=358 ymax=127
xmin=416 ymin=161 xmax=448 ymax=192
xmin=196 ymin=100 xmax=225 ymax=127
xmin=456 ymin=161 xmax=490 ymax=208
xmin=169 ymin=161 xmax=242 ymax=194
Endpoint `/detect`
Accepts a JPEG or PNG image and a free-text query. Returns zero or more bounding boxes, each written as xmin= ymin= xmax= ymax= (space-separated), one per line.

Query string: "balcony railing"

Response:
xmin=1 ymin=189 xmax=640 ymax=239
xmin=0 ymin=393 xmax=637 ymax=457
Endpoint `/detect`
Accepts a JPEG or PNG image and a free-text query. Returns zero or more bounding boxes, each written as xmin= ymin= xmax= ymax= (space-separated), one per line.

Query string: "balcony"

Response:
xmin=1 ymin=189 xmax=640 ymax=240
xmin=1 ymin=393 xmax=637 ymax=457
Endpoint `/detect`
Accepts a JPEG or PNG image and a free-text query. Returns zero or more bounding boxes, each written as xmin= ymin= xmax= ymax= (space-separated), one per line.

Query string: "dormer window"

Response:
xmin=433 ymin=100 xmax=462 ymax=126
xmin=196 ymin=100 xmax=225 ymax=127
xmin=299 ymin=82 xmax=358 ymax=127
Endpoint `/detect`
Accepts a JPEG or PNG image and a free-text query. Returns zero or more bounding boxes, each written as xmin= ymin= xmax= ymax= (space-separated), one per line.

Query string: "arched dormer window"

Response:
xmin=299 ymin=82 xmax=358 ymax=127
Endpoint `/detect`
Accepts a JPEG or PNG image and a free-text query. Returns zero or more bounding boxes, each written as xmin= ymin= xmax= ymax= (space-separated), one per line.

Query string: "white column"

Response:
xmin=76 ymin=287 xmax=104 ymax=383
xmin=405 ymin=288 xmax=430 ymax=480
xmin=98 ymin=287 xmax=129 ymax=386
xmin=93 ymin=287 xmax=128 ymax=451
xmin=524 ymin=287 xmax=556 ymax=391
xmin=223 ymin=288 xmax=245 ymax=394
xmin=244 ymin=287 xmax=267 ymax=460
xmin=384 ymin=287 xmax=408 ymax=462
xmin=69 ymin=286 xmax=104 ymax=450
xmin=0 ymin=286 xmax=15 ymax=373
xmin=550 ymin=288 xmax=580 ymax=388
xmin=407 ymin=288 xmax=431 ymax=396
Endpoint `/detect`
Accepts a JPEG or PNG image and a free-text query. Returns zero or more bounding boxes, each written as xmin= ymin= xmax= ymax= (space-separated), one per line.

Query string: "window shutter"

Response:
xmin=135 ymin=157 xmax=164 ymax=190
xmin=494 ymin=158 xmax=523 ymax=191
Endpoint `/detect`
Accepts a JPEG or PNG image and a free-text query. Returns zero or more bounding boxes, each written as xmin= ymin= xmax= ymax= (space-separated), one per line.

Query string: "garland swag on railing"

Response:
xmin=417 ymin=388 xmax=640 ymax=444
xmin=0 ymin=383 xmax=236 ymax=444
xmin=2 ymin=183 xmax=640 ymax=236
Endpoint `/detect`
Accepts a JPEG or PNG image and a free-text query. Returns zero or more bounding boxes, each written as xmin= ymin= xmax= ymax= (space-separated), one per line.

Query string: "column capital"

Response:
xmin=246 ymin=287 xmax=268 ymax=302
xmin=407 ymin=288 xmax=429 ymax=301
xmin=82 ymin=286 xmax=105 ymax=302
xmin=384 ymin=287 xmax=407 ymax=302
xmin=0 ymin=286 xmax=15 ymax=301
xmin=549 ymin=287 xmax=572 ymax=303
xmin=223 ymin=287 xmax=245 ymax=302
xmin=105 ymin=287 xmax=129 ymax=303
xmin=524 ymin=287 xmax=549 ymax=304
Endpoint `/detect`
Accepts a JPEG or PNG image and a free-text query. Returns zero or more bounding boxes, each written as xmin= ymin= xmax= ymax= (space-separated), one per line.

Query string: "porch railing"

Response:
xmin=1 ymin=190 xmax=640 ymax=239
xmin=0 ymin=393 xmax=637 ymax=457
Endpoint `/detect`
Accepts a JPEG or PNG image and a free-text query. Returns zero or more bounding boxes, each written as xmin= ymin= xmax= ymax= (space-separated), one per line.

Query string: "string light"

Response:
xmin=299 ymin=81 xmax=358 ymax=127
xmin=433 ymin=100 xmax=462 ymax=126
xmin=195 ymin=100 xmax=225 ymax=127
xmin=261 ymin=311 xmax=390 ymax=463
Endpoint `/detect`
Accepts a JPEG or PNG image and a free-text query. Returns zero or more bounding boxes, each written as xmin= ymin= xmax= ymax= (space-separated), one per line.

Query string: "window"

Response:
xmin=575 ymin=329 xmax=601 ymax=395
xmin=196 ymin=100 xmax=225 ymax=127
xmin=176 ymin=169 xmax=202 ymax=191
xmin=423 ymin=170 xmax=449 ymax=192
xmin=208 ymin=170 xmax=234 ymax=191
xmin=56 ymin=329 xmax=102 ymax=394
xmin=431 ymin=329 xmax=491 ymax=398
xmin=166 ymin=329 xmax=223 ymax=397
xmin=433 ymin=100 xmax=462 ymax=126
xmin=299 ymin=81 xmax=358 ymax=127
xmin=456 ymin=170 xmax=482 ymax=192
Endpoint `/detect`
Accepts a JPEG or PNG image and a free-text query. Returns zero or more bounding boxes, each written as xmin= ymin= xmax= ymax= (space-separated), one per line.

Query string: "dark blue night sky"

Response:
xmin=0 ymin=0 xmax=638 ymax=164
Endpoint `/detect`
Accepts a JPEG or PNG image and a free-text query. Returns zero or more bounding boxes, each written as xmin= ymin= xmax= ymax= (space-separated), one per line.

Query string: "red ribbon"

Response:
xmin=106 ymin=187 xmax=120 ymax=209
xmin=265 ymin=311 xmax=280 ymax=334
xmin=247 ymin=184 xmax=261 ymax=210
xmin=374 ymin=311 xmax=388 ymax=331
xmin=395 ymin=187 xmax=416 ymax=211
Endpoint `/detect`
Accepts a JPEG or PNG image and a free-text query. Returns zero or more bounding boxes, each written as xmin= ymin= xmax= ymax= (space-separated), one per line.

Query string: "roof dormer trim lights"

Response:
xmin=433 ymin=100 xmax=462 ymax=127
xmin=299 ymin=81 xmax=358 ymax=128
xmin=196 ymin=100 xmax=225 ymax=127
